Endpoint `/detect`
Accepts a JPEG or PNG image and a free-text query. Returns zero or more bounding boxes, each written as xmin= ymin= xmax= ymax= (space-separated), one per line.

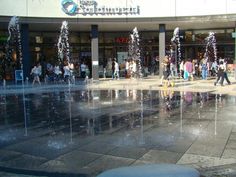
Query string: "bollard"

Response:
xmin=72 ymin=75 xmax=75 ymax=84
xmin=3 ymin=79 xmax=6 ymax=87
xmin=25 ymin=77 xmax=29 ymax=85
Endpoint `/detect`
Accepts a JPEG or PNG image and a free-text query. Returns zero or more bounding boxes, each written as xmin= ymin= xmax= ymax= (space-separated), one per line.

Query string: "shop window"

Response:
xmin=99 ymin=33 xmax=104 ymax=43
xmin=226 ymin=29 xmax=235 ymax=41
xmin=43 ymin=33 xmax=58 ymax=44
xmin=80 ymin=32 xmax=90 ymax=43
xmin=70 ymin=35 xmax=80 ymax=43
xmin=165 ymin=31 xmax=173 ymax=44
xmin=185 ymin=31 xmax=193 ymax=42
xmin=141 ymin=32 xmax=158 ymax=44
xmin=35 ymin=47 xmax=40 ymax=52
xmin=104 ymin=33 xmax=115 ymax=44
xmin=35 ymin=36 xmax=43 ymax=43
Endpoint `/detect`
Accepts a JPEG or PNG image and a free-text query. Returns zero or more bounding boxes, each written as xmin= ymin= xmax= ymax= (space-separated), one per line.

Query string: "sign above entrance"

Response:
xmin=61 ymin=0 xmax=140 ymax=16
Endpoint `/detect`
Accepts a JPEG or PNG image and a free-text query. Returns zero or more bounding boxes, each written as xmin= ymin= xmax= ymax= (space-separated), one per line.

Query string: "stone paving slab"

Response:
xmin=2 ymin=154 xmax=48 ymax=169
xmin=39 ymin=150 xmax=102 ymax=174
xmin=186 ymin=136 xmax=228 ymax=157
xmin=222 ymin=148 xmax=236 ymax=159
xmin=138 ymin=149 xmax=183 ymax=164
xmin=0 ymin=150 xmax=23 ymax=162
xmin=107 ymin=146 xmax=148 ymax=159
xmin=177 ymin=154 xmax=236 ymax=168
xmin=81 ymin=155 xmax=135 ymax=176
xmin=78 ymin=141 xmax=117 ymax=155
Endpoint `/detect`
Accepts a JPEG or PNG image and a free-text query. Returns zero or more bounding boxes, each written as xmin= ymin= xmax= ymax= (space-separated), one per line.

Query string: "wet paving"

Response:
xmin=1 ymin=86 xmax=236 ymax=177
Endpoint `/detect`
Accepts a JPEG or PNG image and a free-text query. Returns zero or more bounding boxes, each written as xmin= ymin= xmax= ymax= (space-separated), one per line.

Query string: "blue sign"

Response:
xmin=61 ymin=0 xmax=140 ymax=16
xmin=61 ymin=0 xmax=78 ymax=15
xmin=15 ymin=70 xmax=23 ymax=81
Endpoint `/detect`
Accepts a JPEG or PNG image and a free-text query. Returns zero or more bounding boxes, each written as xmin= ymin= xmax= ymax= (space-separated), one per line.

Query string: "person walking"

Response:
xmin=214 ymin=61 xmax=224 ymax=86
xmin=184 ymin=59 xmax=193 ymax=81
xmin=114 ymin=59 xmax=120 ymax=80
xmin=111 ymin=59 xmax=115 ymax=79
xmin=201 ymin=59 xmax=208 ymax=80
xmin=160 ymin=56 xmax=171 ymax=87
xmin=223 ymin=59 xmax=231 ymax=85
xmin=211 ymin=60 xmax=218 ymax=77
xmin=63 ymin=62 xmax=71 ymax=83
xmin=80 ymin=62 xmax=87 ymax=79
xmin=54 ymin=63 xmax=62 ymax=83
xmin=179 ymin=60 xmax=184 ymax=78
xmin=125 ymin=59 xmax=129 ymax=78
xmin=31 ymin=64 xmax=41 ymax=85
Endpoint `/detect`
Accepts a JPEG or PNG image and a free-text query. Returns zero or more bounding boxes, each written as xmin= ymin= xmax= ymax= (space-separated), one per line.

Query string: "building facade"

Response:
xmin=0 ymin=0 xmax=236 ymax=80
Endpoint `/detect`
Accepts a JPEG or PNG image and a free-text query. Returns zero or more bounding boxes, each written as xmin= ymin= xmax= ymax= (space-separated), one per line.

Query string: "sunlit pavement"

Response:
xmin=95 ymin=76 xmax=236 ymax=96
xmin=0 ymin=76 xmax=236 ymax=177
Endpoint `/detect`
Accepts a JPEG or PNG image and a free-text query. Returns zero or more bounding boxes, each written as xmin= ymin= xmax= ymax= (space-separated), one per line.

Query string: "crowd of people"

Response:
xmin=105 ymin=58 xmax=142 ymax=80
xmin=30 ymin=61 xmax=90 ymax=85
xmin=160 ymin=55 xmax=232 ymax=87
xmin=27 ymin=55 xmax=233 ymax=86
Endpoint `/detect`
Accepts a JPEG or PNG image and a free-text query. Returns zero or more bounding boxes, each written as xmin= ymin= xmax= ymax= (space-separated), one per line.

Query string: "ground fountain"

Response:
xmin=128 ymin=27 xmax=143 ymax=79
xmin=6 ymin=16 xmax=29 ymax=136
xmin=204 ymin=32 xmax=217 ymax=62
xmin=46 ymin=20 xmax=74 ymax=147
xmin=57 ymin=21 xmax=70 ymax=64
xmin=139 ymin=90 xmax=144 ymax=145
xmin=171 ymin=27 xmax=182 ymax=65
xmin=57 ymin=20 xmax=74 ymax=84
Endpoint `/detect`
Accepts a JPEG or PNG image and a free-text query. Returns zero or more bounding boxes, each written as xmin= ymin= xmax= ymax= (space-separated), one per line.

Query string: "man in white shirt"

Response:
xmin=114 ymin=60 xmax=120 ymax=80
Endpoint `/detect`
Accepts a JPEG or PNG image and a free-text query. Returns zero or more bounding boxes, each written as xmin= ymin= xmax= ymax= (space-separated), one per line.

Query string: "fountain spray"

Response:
xmin=204 ymin=32 xmax=217 ymax=62
xmin=128 ymin=27 xmax=143 ymax=78
xmin=171 ymin=27 xmax=181 ymax=64
xmin=57 ymin=21 xmax=70 ymax=64
xmin=7 ymin=16 xmax=28 ymax=136
xmin=6 ymin=16 xmax=23 ymax=74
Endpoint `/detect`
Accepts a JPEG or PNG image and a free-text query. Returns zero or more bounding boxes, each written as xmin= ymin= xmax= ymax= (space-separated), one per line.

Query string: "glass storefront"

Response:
xmin=0 ymin=27 xmax=235 ymax=80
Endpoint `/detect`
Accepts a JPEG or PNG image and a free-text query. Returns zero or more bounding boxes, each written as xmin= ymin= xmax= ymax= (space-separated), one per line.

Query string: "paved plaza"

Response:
xmin=0 ymin=76 xmax=236 ymax=177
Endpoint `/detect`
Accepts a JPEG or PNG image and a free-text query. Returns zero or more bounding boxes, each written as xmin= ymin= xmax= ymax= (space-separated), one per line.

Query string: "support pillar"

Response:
xmin=91 ymin=25 xmax=99 ymax=80
xmin=159 ymin=24 xmax=166 ymax=78
xmin=234 ymin=27 xmax=236 ymax=79
xmin=234 ymin=27 xmax=236 ymax=64
xmin=21 ymin=24 xmax=31 ymax=80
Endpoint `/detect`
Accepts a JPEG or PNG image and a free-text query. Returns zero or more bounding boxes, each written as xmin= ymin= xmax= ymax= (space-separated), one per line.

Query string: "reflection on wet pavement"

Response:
xmin=0 ymin=88 xmax=236 ymax=176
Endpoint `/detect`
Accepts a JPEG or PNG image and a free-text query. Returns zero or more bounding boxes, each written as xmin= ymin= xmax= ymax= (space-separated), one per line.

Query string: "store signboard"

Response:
xmin=61 ymin=0 xmax=140 ymax=16
xmin=116 ymin=37 xmax=129 ymax=43
xmin=15 ymin=70 xmax=23 ymax=83
xmin=1 ymin=0 xmax=235 ymax=19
